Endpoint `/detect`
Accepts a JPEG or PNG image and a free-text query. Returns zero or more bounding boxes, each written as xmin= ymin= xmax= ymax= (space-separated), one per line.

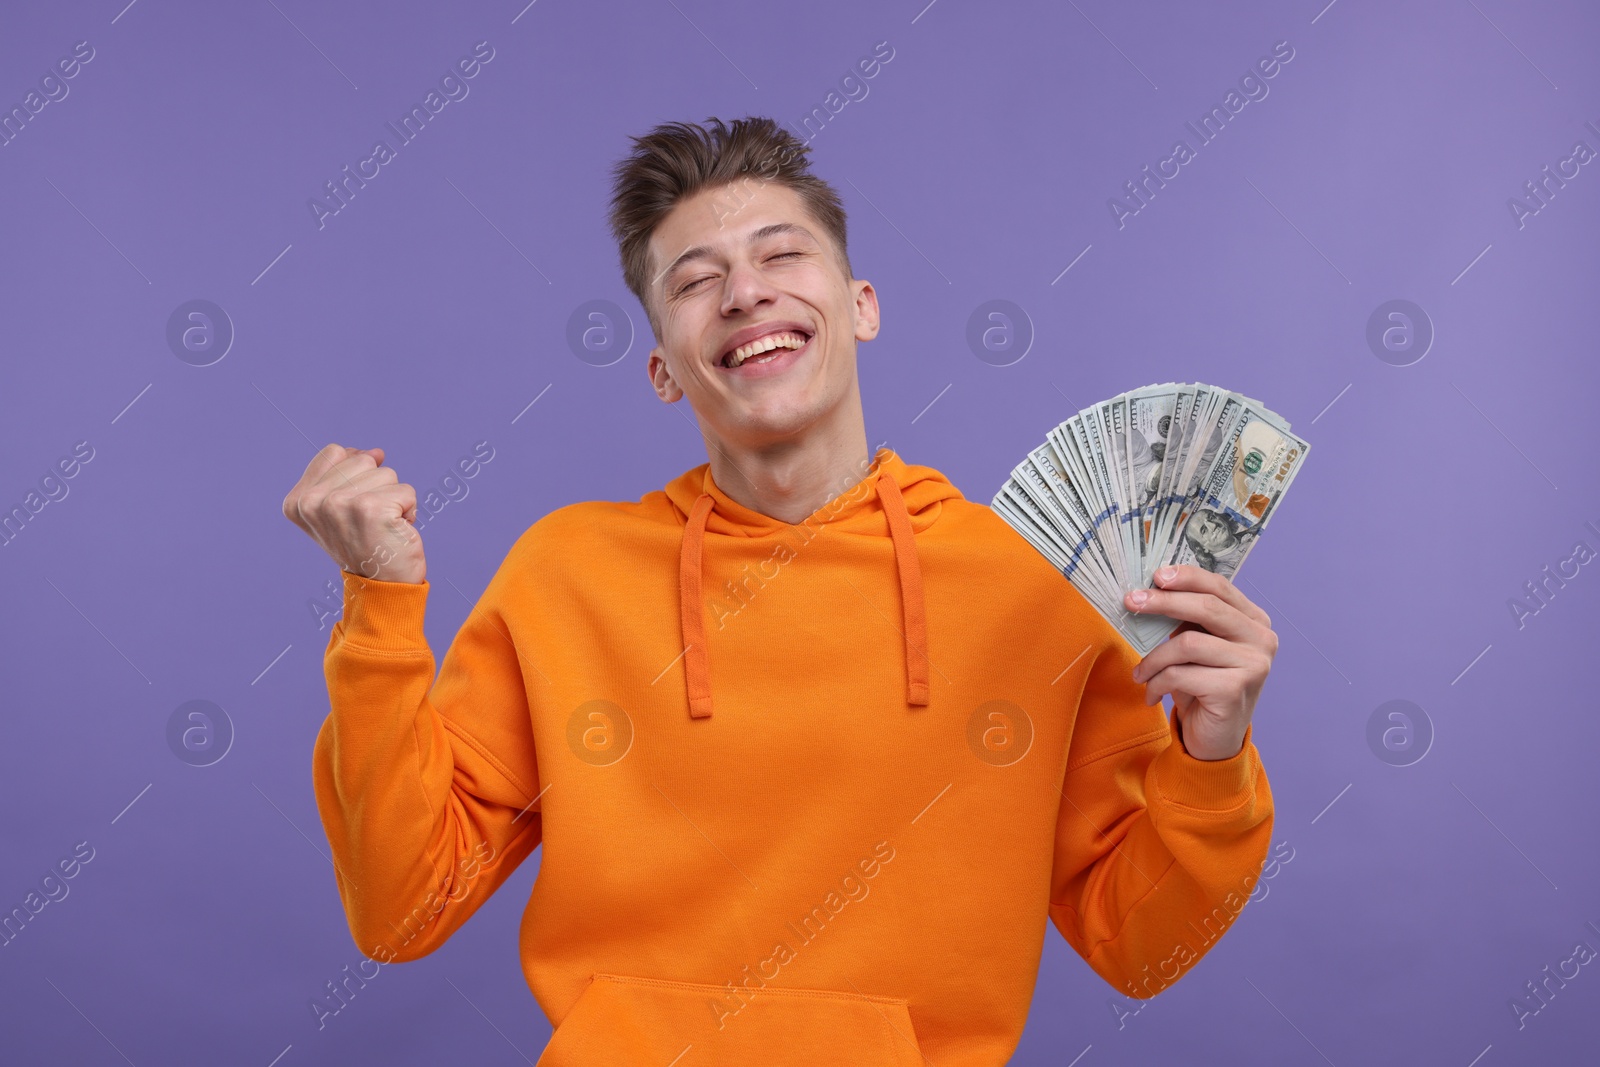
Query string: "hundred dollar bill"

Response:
xmin=1079 ymin=402 xmax=1132 ymax=592
xmin=1124 ymin=384 xmax=1179 ymax=588
xmin=1048 ymin=419 xmax=1125 ymax=607
xmin=1017 ymin=446 xmax=1118 ymax=608
xmin=995 ymin=477 xmax=1121 ymax=625
xmin=1161 ymin=402 xmax=1310 ymax=578
xmin=1156 ymin=389 xmax=1242 ymax=562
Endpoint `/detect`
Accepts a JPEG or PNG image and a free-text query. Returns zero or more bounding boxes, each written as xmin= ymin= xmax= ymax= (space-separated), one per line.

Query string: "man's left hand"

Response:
xmin=1123 ymin=564 xmax=1278 ymax=761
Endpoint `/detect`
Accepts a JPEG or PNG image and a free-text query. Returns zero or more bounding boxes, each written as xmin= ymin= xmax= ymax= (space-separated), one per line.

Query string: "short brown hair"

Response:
xmin=607 ymin=116 xmax=852 ymax=338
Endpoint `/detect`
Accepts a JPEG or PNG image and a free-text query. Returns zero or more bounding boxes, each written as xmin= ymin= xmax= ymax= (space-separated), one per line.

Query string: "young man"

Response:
xmin=283 ymin=116 xmax=1279 ymax=1066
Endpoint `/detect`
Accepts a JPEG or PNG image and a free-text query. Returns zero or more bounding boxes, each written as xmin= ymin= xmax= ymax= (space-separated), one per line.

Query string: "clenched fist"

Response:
xmin=282 ymin=444 xmax=426 ymax=584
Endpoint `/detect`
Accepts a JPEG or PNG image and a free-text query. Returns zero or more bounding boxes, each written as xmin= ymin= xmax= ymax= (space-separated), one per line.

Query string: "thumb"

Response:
xmin=357 ymin=446 xmax=386 ymax=466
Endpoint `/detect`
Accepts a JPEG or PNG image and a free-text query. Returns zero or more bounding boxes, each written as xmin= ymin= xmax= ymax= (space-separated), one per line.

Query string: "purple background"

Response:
xmin=3 ymin=0 xmax=1597 ymax=1063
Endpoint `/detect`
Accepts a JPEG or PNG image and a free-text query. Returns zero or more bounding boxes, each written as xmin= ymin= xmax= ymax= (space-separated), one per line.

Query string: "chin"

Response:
xmin=726 ymin=399 xmax=827 ymax=442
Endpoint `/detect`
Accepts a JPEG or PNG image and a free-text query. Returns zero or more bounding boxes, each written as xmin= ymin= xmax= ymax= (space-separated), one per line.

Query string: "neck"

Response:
xmin=703 ymin=403 xmax=873 ymax=525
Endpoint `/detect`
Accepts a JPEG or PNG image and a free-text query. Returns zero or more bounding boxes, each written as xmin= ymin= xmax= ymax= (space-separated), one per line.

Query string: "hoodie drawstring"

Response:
xmin=677 ymin=472 xmax=930 ymax=719
xmin=680 ymin=493 xmax=717 ymax=719
xmin=875 ymin=475 xmax=932 ymax=707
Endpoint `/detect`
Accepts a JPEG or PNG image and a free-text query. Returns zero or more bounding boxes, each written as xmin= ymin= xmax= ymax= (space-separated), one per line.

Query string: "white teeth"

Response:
xmin=725 ymin=331 xmax=806 ymax=367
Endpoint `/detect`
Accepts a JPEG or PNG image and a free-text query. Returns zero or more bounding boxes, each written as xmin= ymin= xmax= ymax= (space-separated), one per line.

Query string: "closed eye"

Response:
xmin=675 ymin=252 xmax=805 ymax=295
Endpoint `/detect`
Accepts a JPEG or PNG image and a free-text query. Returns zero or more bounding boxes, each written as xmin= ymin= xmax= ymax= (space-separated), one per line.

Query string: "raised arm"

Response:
xmin=284 ymin=444 xmax=544 ymax=962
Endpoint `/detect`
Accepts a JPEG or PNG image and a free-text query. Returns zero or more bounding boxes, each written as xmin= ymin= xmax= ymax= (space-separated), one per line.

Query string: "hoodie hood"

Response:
xmin=662 ymin=446 xmax=963 ymax=719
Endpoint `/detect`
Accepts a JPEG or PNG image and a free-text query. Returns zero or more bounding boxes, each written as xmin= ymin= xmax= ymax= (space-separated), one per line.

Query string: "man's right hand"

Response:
xmin=282 ymin=444 xmax=426 ymax=584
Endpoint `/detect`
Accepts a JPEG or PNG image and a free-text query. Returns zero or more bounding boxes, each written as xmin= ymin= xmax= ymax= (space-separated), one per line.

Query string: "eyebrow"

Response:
xmin=657 ymin=222 xmax=818 ymax=290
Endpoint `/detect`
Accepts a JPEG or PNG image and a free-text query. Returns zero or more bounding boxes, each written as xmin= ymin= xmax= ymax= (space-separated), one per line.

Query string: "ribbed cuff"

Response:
xmin=336 ymin=570 xmax=430 ymax=653
xmin=1150 ymin=714 xmax=1257 ymax=811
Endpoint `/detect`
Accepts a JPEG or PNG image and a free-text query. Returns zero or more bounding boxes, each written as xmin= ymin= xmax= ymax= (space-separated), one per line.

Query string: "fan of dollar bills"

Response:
xmin=992 ymin=382 xmax=1310 ymax=655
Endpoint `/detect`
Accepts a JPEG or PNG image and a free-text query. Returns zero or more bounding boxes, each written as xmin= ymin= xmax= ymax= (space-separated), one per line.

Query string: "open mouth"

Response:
xmin=717 ymin=329 xmax=813 ymax=372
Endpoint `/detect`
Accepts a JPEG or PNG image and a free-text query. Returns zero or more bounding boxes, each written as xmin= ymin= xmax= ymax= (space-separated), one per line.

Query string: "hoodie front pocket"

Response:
xmin=535 ymin=972 xmax=924 ymax=1066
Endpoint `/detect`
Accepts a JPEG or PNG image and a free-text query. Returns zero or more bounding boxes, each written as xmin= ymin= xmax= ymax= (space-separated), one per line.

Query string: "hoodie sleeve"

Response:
xmin=312 ymin=554 xmax=545 ymax=964
xmin=1047 ymin=630 xmax=1274 ymax=998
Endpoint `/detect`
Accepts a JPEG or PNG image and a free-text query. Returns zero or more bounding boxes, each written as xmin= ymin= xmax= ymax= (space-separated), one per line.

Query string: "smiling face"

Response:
xmin=644 ymin=180 xmax=879 ymax=453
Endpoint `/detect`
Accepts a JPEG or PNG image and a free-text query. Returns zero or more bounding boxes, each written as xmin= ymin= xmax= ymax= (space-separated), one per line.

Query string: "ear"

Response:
xmin=647 ymin=344 xmax=683 ymax=403
xmin=851 ymin=279 xmax=880 ymax=343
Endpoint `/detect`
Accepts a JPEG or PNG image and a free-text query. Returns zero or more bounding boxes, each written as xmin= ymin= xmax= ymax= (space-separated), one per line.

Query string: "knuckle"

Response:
xmin=352 ymin=494 xmax=386 ymax=518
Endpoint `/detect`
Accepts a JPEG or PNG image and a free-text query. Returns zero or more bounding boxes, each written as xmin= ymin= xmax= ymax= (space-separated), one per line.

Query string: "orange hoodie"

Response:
xmin=313 ymin=445 xmax=1274 ymax=1066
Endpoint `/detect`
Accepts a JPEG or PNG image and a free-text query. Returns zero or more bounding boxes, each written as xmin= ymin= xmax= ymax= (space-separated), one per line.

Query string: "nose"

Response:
xmin=719 ymin=254 xmax=780 ymax=316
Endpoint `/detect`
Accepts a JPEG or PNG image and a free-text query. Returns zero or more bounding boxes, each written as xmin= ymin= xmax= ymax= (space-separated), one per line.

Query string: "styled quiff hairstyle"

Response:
xmin=607 ymin=116 xmax=853 ymax=338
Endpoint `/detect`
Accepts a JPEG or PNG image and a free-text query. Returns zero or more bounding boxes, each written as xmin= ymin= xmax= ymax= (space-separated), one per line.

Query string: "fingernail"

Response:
xmin=1158 ymin=567 xmax=1177 ymax=583
xmin=1128 ymin=589 xmax=1149 ymax=608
